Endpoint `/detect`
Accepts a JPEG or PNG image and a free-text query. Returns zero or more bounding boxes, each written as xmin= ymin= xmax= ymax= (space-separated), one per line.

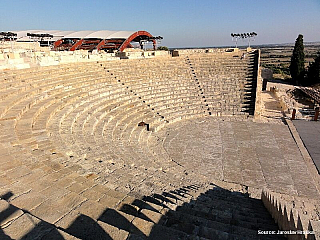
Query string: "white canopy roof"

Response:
xmin=12 ymin=30 xmax=137 ymax=41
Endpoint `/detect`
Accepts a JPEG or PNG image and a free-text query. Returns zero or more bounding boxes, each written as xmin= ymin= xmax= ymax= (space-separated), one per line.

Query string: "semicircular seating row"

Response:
xmin=0 ymin=52 xmax=257 ymax=195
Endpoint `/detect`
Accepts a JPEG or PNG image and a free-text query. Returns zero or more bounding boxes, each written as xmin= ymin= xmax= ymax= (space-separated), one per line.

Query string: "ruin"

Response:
xmin=0 ymin=41 xmax=319 ymax=239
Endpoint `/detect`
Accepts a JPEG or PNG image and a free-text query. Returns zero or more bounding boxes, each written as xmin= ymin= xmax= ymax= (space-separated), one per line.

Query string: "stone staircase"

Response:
xmin=1 ymin=180 xmax=286 ymax=240
xmin=244 ymin=50 xmax=259 ymax=115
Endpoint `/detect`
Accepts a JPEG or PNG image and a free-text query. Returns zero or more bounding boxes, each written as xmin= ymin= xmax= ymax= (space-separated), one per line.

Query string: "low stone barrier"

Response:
xmin=261 ymin=189 xmax=320 ymax=240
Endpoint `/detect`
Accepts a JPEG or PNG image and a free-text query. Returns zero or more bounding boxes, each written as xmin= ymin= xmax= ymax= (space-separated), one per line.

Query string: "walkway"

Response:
xmin=293 ymin=120 xmax=320 ymax=173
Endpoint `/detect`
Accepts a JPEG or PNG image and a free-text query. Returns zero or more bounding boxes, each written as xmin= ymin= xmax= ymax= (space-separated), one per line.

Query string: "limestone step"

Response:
xmin=0 ymin=205 xmax=80 ymax=240
xmin=122 ymin=194 xmax=278 ymax=238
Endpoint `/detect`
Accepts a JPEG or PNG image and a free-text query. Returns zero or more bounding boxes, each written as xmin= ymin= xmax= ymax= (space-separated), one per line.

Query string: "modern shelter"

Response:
xmin=10 ymin=30 xmax=158 ymax=52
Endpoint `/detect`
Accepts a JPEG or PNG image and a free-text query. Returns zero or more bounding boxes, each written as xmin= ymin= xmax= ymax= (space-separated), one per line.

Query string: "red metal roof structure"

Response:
xmin=12 ymin=30 xmax=159 ymax=52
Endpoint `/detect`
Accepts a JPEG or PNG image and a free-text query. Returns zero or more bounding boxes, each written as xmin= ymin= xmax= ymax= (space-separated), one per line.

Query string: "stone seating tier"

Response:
xmin=0 ymin=50 xmax=266 ymax=239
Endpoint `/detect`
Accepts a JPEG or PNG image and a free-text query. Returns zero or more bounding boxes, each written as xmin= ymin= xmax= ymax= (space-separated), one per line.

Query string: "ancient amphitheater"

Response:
xmin=0 ymin=48 xmax=320 ymax=240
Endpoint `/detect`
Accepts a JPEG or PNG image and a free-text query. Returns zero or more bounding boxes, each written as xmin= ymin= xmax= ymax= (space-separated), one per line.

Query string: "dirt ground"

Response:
xmin=257 ymin=79 xmax=317 ymax=123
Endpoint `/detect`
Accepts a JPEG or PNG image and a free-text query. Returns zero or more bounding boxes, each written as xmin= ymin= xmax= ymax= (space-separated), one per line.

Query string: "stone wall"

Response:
xmin=175 ymin=48 xmax=225 ymax=55
xmin=254 ymin=49 xmax=262 ymax=119
xmin=0 ymin=41 xmax=170 ymax=70
xmin=117 ymin=50 xmax=170 ymax=59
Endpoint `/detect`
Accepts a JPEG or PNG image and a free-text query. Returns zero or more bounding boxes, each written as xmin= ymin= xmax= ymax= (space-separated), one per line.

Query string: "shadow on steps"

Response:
xmin=0 ymin=183 xmax=287 ymax=240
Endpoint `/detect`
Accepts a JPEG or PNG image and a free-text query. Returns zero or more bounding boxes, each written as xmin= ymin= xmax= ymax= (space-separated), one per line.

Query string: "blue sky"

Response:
xmin=1 ymin=0 xmax=320 ymax=48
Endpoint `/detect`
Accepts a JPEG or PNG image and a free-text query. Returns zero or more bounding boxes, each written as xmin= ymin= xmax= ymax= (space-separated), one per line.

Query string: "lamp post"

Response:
xmin=231 ymin=32 xmax=257 ymax=48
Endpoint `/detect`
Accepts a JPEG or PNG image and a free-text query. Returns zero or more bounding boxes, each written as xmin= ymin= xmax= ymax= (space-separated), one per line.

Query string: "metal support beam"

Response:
xmin=53 ymin=39 xmax=63 ymax=48
xmin=119 ymin=31 xmax=155 ymax=52
xmin=70 ymin=39 xmax=84 ymax=51
xmin=96 ymin=40 xmax=106 ymax=51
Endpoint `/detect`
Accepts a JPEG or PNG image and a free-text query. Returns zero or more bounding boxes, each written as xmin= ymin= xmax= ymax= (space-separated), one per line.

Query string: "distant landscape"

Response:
xmin=259 ymin=42 xmax=320 ymax=80
xmin=172 ymin=42 xmax=320 ymax=81
xmin=171 ymin=41 xmax=320 ymax=50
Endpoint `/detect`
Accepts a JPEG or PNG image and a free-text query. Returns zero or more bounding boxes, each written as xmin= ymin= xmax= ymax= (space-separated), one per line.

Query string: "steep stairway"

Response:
xmin=185 ymin=56 xmax=212 ymax=116
xmin=241 ymin=50 xmax=259 ymax=115
xmin=119 ymin=183 xmax=286 ymax=240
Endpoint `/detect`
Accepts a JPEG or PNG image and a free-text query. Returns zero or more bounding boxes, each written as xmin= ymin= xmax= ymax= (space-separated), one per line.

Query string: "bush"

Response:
xmin=306 ymin=52 xmax=320 ymax=86
xmin=157 ymin=46 xmax=169 ymax=51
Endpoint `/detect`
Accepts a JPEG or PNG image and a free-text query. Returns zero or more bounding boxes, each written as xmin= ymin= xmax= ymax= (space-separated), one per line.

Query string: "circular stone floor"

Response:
xmin=160 ymin=117 xmax=319 ymax=198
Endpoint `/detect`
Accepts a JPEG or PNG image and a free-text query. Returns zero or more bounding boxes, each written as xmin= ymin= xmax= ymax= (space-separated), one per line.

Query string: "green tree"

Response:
xmin=306 ymin=52 xmax=320 ymax=86
xmin=289 ymin=34 xmax=305 ymax=85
